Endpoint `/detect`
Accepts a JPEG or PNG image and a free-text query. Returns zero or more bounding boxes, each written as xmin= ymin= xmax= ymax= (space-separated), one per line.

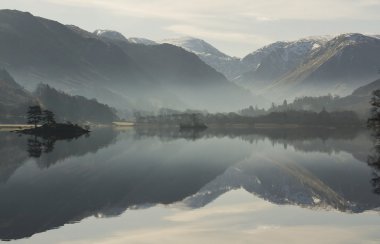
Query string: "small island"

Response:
xmin=16 ymin=105 xmax=89 ymax=139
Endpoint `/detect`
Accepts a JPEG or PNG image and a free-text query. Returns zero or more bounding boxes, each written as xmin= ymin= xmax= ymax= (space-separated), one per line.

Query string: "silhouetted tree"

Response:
xmin=271 ymin=102 xmax=276 ymax=110
xmin=368 ymin=90 xmax=380 ymax=129
xmin=367 ymin=88 xmax=380 ymax=194
xmin=42 ymin=110 xmax=56 ymax=126
xmin=283 ymin=99 xmax=288 ymax=107
xmin=27 ymin=105 xmax=43 ymax=128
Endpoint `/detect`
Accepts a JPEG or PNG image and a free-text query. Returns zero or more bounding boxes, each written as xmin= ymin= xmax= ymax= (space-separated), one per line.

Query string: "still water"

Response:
xmin=1 ymin=127 xmax=380 ymax=243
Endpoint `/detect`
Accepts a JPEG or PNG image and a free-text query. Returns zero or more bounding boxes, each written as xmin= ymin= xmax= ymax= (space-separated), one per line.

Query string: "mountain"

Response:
xmin=238 ymin=36 xmax=331 ymax=91
xmin=0 ymin=10 xmax=150 ymax=109
xmin=237 ymin=34 xmax=380 ymax=102
xmin=350 ymin=78 xmax=380 ymax=97
xmin=164 ymin=34 xmax=380 ymax=104
xmin=128 ymin=37 xmax=157 ymax=45
xmin=264 ymin=77 xmax=380 ymax=118
xmin=0 ymin=69 xmax=118 ymax=123
xmin=94 ymin=29 xmax=157 ymax=45
xmin=274 ymin=34 xmax=380 ymax=97
xmin=161 ymin=37 xmax=249 ymax=80
xmin=93 ymin=29 xmax=128 ymax=42
xmin=35 ymin=84 xmax=119 ymax=124
xmin=0 ymin=10 xmax=253 ymax=113
xmin=0 ymin=69 xmax=35 ymax=123
xmin=95 ymin=32 xmax=256 ymax=110
xmin=331 ymin=77 xmax=380 ymax=117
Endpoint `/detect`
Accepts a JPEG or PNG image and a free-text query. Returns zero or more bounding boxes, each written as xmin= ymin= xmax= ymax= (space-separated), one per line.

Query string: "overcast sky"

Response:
xmin=1 ymin=0 xmax=380 ymax=57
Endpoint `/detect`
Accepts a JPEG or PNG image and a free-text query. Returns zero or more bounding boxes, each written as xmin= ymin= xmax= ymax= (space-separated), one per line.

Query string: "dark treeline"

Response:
xmin=135 ymin=109 xmax=362 ymax=127
xmin=136 ymin=111 xmax=256 ymax=126
xmin=254 ymin=110 xmax=362 ymax=127
xmin=240 ymin=94 xmax=342 ymax=117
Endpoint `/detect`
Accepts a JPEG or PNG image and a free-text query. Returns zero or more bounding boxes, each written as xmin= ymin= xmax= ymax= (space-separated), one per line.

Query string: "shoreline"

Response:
xmin=0 ymin=124 xmax=35 ymax=131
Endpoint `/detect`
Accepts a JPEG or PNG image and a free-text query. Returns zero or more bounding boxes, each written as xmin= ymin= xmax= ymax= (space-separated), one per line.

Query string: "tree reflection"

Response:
xmin=367 ymin=89 xmax=380 ymax=194
xmin=27 ymin=137 xmax=42 ymax=158
xmin=26 ymin=136 xmax=55 ymax=158
xmin=367 ymin=133 xmax=380 ymax=194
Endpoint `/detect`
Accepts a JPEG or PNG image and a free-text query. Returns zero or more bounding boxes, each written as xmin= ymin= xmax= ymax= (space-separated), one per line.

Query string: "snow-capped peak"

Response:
xmin=128 ymin=37 xmax=157 ymax=45
xmin=93 ymin=29 xmax=128 ymax=42
xmin=338 ymin=33 xmax=378 ymax=43
xmin=161 ymin=36 xmax=229 ymax=58
xmin=247 ymin=36 xmax=331 ymax=57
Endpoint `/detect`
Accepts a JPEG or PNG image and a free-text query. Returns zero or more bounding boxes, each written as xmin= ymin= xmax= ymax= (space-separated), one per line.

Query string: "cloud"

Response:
xmin=44 ymin=0 xmax=380 ymax=21
xmin=6 ymin=0 xmax=379 ymax=56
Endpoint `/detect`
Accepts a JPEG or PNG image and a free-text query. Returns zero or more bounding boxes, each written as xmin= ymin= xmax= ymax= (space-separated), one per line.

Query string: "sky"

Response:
xmin=0 ymin=0 xmax=380 ymax=57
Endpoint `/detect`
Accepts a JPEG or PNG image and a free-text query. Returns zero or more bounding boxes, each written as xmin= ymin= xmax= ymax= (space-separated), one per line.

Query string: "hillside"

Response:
xmin=0 ymin=69 xmax=35 ymax=123
xmin=162 ymin=37 xmax=249 ymax=80
xmin=35 ymin=84 xmax=119 ymax=124
xmin=235 ymin=34 xmax=380 ymax=103
xmin=272 ymin=34 xmax=380 ymax=98
xmin=0 ymin=10 xmax=253 ymax=113
xmin=96 ymin=32 xmax=256 ymax=110
xmin=0 ymin=69 xmax=118 ymax=124
xmin=238 ymin=37 xmax=331 ymax=91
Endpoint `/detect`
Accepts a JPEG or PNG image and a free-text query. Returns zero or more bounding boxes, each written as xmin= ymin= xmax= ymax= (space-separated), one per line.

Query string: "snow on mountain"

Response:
xmin=242 ymin=36 xmax=332 ymax=71
xmin=93 ymin=30 xmax=157 ymax=45
xmin=128 ymin=37 xmax=157 ymax=45
xmin=162 ymin=36 xmax=229 ymax=58
xmin=340 ymin=33 xmax=377 ymax=43
xmin=234 ymin=36 xmax=332 ymax=94
xmin=93 ymin=29 xmax=128 ymax=42
xmin=161 ymin=37 xmax=249 ymax=80
xmin=235 ymin=33 xmax=380 ymax=102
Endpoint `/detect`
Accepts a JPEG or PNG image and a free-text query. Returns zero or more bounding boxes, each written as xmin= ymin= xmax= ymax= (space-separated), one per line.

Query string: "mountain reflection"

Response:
xmin=0 ymin=127 xmax=379 ymax=241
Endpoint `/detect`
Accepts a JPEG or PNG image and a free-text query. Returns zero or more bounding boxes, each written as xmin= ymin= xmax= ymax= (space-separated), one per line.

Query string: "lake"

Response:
xmin=1 ymin=127 xmax=380 ymax=243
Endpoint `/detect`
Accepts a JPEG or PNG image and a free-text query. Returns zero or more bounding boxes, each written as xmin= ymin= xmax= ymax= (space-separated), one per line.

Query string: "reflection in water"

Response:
xmin=27 ymin=136 xmax=54 ymax=158
xmin=0 ymin=127 xmax=379 ymax=241
xmin=0 ymin=128 xmax=118 ymax=182
xmin=367 ymin=130 xmax=380 ymax=194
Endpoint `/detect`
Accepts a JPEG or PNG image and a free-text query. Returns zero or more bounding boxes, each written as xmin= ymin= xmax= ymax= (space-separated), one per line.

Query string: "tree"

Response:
xmin=42 ymin=110 xmax=56 ymax=126
xmin=270 ymin=102 xmax=276 ymax=111
xmin=27 ymin=105 xmax=42 ymax=128
xmin=368 ymin=90 xmax=380 ymax=129
xmin=282 ymin=99 xmax=288 ymax=109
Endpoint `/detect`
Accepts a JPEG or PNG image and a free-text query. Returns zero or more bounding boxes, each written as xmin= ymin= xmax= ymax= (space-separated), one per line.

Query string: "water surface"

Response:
xmin=1 ymin=127 xmax=380 ymax=243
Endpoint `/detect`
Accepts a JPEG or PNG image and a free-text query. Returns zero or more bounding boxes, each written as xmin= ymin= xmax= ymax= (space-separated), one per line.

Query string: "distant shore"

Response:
xmin=112 ymin=122 xmax=135 ymax=127
xmin=0 ymin=124 xmax=35 ymax=131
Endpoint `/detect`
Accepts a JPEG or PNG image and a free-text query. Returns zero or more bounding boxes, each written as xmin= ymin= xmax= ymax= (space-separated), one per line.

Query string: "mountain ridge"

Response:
xmin=0 ymin=10 xmax=254 ymax=113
